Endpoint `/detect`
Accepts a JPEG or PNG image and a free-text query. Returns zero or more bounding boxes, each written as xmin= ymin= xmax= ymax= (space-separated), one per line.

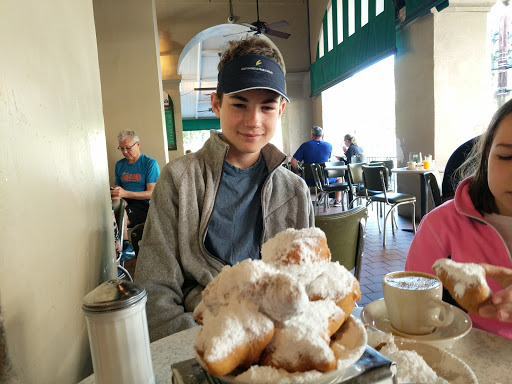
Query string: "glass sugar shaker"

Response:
xmin=82 ymin=279 xmax=155 ymax=384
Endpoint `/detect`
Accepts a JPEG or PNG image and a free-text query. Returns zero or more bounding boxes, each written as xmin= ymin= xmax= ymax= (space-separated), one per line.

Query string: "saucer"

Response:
xmin=361 ymin=298 xmax=472 ymax=349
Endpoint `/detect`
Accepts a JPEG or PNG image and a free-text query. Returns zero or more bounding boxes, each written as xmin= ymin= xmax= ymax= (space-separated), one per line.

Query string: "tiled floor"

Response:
xmin=316 ymin=200 xmax=416 ymax=306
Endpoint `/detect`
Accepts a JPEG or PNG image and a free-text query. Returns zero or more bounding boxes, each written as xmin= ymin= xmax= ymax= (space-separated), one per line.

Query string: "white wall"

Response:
xmin=434 ymin=6 xmax=494 ymax=167
xmin=0 ymin=1 xmax=115 ymax=382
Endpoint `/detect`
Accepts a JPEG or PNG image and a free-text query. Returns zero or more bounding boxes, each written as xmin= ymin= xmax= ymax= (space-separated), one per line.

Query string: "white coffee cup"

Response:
xmin=382 ymin=271 xmax=454 ymax=335
xmin=406 ymin=161 xmax=416 ymax=170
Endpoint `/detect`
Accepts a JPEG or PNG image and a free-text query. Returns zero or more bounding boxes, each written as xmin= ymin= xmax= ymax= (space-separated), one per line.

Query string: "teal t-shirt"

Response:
xmin=205 ymin=155 xmax=268 ymax=265
xmin=114 ymin=154 xmax=160 ymax=204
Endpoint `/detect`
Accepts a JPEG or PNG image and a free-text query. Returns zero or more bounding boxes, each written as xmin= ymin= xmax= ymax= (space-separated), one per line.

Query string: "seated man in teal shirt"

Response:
xmin=111 ymin=129 xmax=160 ymax=258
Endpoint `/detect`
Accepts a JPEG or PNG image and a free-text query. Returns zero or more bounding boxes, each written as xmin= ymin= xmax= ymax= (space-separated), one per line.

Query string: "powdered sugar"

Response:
xmin=261 ymin=228 xmax=329 ymax=265
xmin=196 ymin=227 xmax=364 ymax=380
xmin=196 ymin=301 xmax=274 ymax=362
xmin=233 ymin=317 xmax=368 ymax=384
xmin=235 ymin=365 xmax=323 ymax=384
xmin=266 ymin=301 xmax=343 ymax=368
xmin=432 ymin=259 xmax=490 ymax=298
xmin=367 ymin=330 xmax=447 ymax=384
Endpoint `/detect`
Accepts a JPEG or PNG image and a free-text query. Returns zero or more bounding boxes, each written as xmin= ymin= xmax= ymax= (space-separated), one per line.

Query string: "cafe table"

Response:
xmin=79 ymin=306 xmax=512 ymax=384
xmin=391 ymin=167 xmax=441 ymax=220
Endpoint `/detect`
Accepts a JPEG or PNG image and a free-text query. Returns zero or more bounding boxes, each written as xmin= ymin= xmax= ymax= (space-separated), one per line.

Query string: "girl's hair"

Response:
xmin=459 ymin=99 xmax=512 ymax=214
xmin=344 ymin=134 xmax=357 ymax=146
xmin=216 ymin=37 xmax=285 ymax=103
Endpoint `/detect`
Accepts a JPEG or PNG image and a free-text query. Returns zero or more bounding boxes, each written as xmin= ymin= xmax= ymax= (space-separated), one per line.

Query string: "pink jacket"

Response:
xmin=405 ymin=177 xmax=512 ymax=339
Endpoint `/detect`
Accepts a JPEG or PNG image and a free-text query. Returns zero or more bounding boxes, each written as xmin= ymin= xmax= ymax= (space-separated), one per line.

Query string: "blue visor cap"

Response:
xmin=217 ymin=54 xmax=290 ymax=102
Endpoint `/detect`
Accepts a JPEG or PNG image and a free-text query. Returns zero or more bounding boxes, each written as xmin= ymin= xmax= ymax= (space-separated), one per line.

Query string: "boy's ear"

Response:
xmin=211 ymin=93 xmax=221 ymax=117
xmin=278 ymin=98 xmax=286 ymax=118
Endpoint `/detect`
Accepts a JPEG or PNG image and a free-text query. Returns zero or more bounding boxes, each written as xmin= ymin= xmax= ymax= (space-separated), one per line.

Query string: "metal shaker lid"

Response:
xmin=82 ymin=279 xmax=147 ymax=312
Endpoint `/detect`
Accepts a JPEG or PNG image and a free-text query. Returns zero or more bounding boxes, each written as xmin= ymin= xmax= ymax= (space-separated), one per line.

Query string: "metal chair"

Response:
xmin=347 ymin=162 xmax=368 ymax=207
xmin=370 ymin=159 xmax=396 ymax=191
xmin=423 ymin=171 xmax=442 ymax=210
xmin=362 ymin=165 xmax=417 ymax=247
xmin=301 ymin=163 xmax=319 ymax=196
xmin=112 ymin=198 xmax=133 ymax=281
xmin=312 ymin=163 xmax=350 ymax=213
xmin=314 ymin=206 xmax=367 ymax=280
xmin=130 ymin=223 xmax=145 ymax=257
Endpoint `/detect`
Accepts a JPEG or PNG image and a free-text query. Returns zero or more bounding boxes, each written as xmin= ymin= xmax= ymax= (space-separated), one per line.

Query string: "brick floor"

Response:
xmin=316 ymin=200 xmax=416 ymax=307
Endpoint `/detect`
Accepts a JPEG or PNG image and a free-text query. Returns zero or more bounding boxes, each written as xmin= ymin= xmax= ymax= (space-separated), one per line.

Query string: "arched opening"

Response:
xmin=177 ymin=25 xmax=285 ymax=152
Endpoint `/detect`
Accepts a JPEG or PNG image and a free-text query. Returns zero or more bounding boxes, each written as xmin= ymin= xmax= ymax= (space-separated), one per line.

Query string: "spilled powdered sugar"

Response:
xmin=367 ymin=330 xmax=447 ymax=384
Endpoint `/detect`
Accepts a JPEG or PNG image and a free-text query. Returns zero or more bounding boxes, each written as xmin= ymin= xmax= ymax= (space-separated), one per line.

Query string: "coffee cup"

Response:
xmin=406 ymin=161 xmax=416 ymax=170
xmin=382 ymin=271 xmax=454 ymax=335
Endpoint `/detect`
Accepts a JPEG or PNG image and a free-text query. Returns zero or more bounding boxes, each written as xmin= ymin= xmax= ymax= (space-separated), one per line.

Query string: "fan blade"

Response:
xmin=240 ymin=22 xmax=257 ymax=30
xmin=223 ymin=30 xmax=251 ymax=38
xmin=265 ymin=20 xmax=288 ymax=30
xmin=265 ymin=29 xmax=291 ymax=39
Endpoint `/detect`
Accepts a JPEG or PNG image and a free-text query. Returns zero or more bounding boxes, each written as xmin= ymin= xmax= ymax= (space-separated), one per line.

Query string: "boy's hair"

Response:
xmin=216 ymin=37 xmax=286 ymax=102
xmin=461 ymin=99 xmax=512 ymax=214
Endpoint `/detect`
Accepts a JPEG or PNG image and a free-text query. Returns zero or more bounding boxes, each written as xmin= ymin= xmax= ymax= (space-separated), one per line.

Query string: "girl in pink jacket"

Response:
xmin=406 ymin=99 xmax=512 ymax=340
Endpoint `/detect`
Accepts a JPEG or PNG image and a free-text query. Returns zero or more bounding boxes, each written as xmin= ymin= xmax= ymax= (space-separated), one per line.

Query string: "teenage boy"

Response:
xmin=135 ymin=37 xmax=314 ymax=341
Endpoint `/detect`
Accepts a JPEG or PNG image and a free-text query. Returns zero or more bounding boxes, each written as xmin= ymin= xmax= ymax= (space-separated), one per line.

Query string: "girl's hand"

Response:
xmin=478 ymin=263 xmax=512 ymax=322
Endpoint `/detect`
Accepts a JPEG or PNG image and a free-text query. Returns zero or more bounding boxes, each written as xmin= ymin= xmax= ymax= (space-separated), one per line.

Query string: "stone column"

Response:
xmin=394 ymin=1 xmax=494 ymax=219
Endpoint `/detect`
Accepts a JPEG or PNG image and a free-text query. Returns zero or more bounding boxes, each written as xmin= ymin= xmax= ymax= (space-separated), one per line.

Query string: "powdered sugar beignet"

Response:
xmin=432 ymin=259 xmax=492 ymax=313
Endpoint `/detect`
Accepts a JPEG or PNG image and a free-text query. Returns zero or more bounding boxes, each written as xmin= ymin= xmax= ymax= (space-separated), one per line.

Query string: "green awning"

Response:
xmin=182 ymin=118 xmax=220 ymax=132
xmin=310 ymin=0 xmax=396 ymax=97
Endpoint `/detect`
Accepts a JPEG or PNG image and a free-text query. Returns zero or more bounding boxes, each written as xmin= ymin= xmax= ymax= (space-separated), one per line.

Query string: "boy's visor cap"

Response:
xmin=217 ymin=54 xmax=290 ymax=102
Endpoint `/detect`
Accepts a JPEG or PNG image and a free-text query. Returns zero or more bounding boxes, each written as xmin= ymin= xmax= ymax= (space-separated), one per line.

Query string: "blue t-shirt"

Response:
xmin=293 ymin=140 xmax=333 ymax=164
xmin=204 ymin=156 xmax=267 ymax=266
xmin=114 ymin=154 xmax=160 ymax=204
xmin=293 ymin=140 xmax=334 ymax=185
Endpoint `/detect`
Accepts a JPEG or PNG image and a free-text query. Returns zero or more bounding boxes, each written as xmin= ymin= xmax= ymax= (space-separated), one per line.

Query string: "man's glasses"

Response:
xmin=118 ymin=142 xmax=139 ymax=151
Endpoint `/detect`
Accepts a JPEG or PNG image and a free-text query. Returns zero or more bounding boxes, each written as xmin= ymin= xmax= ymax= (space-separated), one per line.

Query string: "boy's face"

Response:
xmin=211 ymin=89 xmax=286 ymax=168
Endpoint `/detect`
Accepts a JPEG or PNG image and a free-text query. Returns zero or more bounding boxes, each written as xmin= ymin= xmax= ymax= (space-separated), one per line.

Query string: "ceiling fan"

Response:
xmin=239 ymin=0 xmax=291 ymax=39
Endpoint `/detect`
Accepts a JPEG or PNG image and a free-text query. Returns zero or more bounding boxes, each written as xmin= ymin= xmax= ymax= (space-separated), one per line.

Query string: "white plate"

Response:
xmin=196 ymin=316 xmax=368 ymax=384
xmin=361 ymin=299 xmax=472 ymax=349
xmin=393 ymin=340 xmax=478 ymax=384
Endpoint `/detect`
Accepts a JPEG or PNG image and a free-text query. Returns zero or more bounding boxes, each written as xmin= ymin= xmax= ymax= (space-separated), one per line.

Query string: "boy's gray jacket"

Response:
xmin=135 ymin=131 xmax=314 ymax=341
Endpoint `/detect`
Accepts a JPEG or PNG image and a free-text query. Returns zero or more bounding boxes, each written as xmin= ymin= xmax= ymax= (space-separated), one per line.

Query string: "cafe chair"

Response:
xmin=314 ymin=206 xmax=367 ymax=281
xmin=112 ymin=198 xmax=133 ymax=282
xmin=312 ymin=163 xmax=350 ymax=213
xmin=347 ymin=162 xmax=368 ymax=207
xmin=301 ymin=163 xmax=319 ymax=196
xmin=362 ymin=165 xmax=416 ymax=247
xmin=423 ymin=171 xmax=442 ymax=210
xmin=370 ymin=159 xmax=395 ymax=191
xmin=130 ymin=223 xmax=145 ymax=257
xmin=324 ymin=161 xmax=346 ymax=168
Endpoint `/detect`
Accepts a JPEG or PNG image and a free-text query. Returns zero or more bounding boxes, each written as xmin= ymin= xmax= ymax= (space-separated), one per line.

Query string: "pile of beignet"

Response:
xmin=194 ymin=228 xmax=361 ymax=378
